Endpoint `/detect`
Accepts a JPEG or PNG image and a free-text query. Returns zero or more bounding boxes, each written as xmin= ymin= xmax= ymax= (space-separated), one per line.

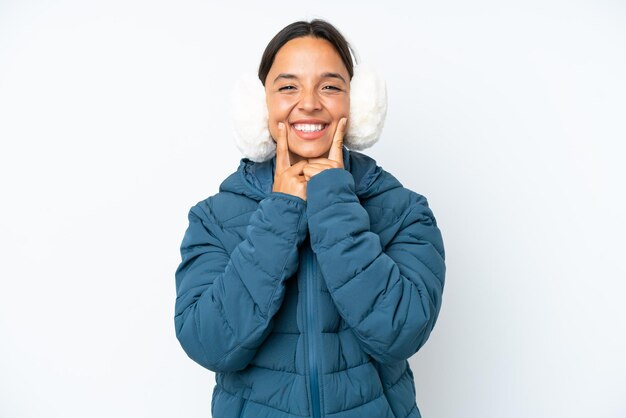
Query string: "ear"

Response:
xmin=229 ymin=73 xmax=276 ymax=162
xmin=345 ymin=64 xmax=388 ymax=150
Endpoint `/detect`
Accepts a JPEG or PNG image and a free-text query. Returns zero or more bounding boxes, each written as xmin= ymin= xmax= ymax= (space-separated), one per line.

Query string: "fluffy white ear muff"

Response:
xmin=344 ymin=64 xmax=387 ymax=150
xmin=229 ymin=64 xmax=387 ymax=162
xmin=229 ymin=73 xmax=276 ymax=163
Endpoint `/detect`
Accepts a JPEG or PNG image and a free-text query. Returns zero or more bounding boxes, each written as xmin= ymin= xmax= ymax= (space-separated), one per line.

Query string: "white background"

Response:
xmin=1 ymin=1 xmax=625 ymax=417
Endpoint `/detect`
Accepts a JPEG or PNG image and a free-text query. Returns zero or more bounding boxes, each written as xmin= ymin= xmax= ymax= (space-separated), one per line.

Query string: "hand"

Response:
xmin=271 ymin=122 xmax=309 ymax=201
xmin=303 ymin=117 xmax=348 ymax=181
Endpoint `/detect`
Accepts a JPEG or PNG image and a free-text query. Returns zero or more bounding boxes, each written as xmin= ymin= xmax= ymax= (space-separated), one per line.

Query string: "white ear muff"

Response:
xmin=229 ymin=73 xmax=276 ymax=163
xmin=229 ymin=64 xmax=387 ymax=162
xmin=344 ymin=64 xmax=387 ymax=150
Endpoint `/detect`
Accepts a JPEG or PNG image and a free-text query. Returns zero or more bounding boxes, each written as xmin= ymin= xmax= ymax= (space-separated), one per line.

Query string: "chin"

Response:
xmin=293 ymin=146 xmax=329 ymax=159
xmin=289 ymin=139 xmax=331 ymax=158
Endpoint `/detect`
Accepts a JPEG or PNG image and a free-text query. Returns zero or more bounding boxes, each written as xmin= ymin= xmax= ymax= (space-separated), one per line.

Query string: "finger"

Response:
xmin=302 ymin=161 xmax=332 ymax=176
xmin=286 ymin=159 xmax=308 ymax=174
xmin=306 ymin=158 xmax=333 ymax=164
xmin=306 ymin=158 xmax=340 ymax=169
xmin=327 ymin=117 xmax=347 ymax=164
xmin=303 ymin=162 xmax=332 ymax=170
xmin=303 ymin=164 xmax=323 ymax=181
xmin=274 ymin=122 xmax=291 ymax=174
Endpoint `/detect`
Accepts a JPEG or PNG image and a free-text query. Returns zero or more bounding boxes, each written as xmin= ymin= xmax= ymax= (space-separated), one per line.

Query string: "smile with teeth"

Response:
xmin=293 ymin=123 xmax=327 ymax=132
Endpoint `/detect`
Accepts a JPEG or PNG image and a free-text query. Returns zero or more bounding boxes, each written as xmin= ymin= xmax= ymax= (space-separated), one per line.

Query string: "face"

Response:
xmin=264 ymin=36 xmax=350 ymax=164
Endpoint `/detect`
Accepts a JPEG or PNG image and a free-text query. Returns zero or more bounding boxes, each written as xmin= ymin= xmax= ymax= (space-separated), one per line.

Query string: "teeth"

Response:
xmin=293 ymin=123 xmax=325 ymax=132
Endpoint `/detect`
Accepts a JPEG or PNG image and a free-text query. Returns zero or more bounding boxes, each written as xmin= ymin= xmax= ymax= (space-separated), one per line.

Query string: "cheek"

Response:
xmin=342 ymin=98 xmax=350 ymax=116
xmin=265 ymin=97 xmax=291 ymax=141
xmin=266 ymin=96 xmax=292 ymax=121
xmin=325 ymin=96 xmax=350 ymax=118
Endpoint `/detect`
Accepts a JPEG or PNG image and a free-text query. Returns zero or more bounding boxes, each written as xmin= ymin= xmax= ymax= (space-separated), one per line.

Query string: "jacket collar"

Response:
xmin=219 ymin=145 xmax=403 ymax=202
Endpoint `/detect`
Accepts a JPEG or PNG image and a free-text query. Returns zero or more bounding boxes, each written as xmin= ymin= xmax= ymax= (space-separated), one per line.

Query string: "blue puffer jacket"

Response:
xmin=174 ymin=146 xmax=446 ymax=418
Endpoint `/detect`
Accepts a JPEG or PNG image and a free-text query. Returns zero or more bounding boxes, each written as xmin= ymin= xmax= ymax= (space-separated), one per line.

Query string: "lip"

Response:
xmin=290 ymin=119 xmax=330 ymax=141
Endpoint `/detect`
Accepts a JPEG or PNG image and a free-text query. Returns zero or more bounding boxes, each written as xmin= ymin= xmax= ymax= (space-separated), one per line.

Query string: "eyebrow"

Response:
xmin=273 ymin=72 xmax=347 ymax=84
xmin=321 ymin=72 xmax=347 ymax=83
xmin=273 ymin=73 xmax=297 ymax=84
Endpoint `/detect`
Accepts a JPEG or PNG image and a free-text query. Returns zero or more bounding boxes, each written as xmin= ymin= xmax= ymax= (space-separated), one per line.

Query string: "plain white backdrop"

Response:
xmin=1 ymin=1 xmax=625 ymax=417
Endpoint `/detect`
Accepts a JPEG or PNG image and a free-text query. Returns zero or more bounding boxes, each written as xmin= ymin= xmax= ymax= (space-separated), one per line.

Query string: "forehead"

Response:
xmin=269 ymin=36 xmax=349 ymax=76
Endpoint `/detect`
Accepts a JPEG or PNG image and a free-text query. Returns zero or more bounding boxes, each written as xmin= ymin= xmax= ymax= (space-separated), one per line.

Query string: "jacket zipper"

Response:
xmin=306 ymin=238 xmax=322 ymax=418
xmin=238 ymin=398 xmax=248 ymax=418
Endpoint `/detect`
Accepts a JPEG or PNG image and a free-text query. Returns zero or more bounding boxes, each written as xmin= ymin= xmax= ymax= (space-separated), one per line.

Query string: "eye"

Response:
xmin=322 ymin=85 xmax=341 ymax=91
xmin=278 ymin=85 xmax=296 ymax=91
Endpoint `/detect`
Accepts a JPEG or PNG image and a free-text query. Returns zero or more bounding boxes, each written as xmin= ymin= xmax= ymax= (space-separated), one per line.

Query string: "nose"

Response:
xmin=297 ymin=88 xmax=322 ymax=112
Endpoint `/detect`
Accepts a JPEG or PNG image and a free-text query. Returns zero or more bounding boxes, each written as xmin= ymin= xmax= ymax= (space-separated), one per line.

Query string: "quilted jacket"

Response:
xmin=174 ymin=146 xmax=446 ymax=418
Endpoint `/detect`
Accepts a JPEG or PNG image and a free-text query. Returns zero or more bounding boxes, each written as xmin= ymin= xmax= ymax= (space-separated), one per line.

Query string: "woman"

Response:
xmin=174 ymin=19 xmax=446 ymax=418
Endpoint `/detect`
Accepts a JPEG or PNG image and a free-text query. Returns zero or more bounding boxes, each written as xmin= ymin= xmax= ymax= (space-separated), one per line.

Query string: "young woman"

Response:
xmin=174 ymin=19 xmax=446 ymax=418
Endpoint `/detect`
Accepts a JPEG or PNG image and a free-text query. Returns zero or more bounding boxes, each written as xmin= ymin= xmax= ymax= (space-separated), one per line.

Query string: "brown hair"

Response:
xmin=258 ymin=19 xmax=357 ymax=86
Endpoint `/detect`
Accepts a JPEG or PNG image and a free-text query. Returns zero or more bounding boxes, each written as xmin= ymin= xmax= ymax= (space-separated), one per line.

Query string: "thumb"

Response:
xmin=328 ymin=117 xmax=347 ymax=164
xmin=274 ymin=122 xmax=291 ymax=174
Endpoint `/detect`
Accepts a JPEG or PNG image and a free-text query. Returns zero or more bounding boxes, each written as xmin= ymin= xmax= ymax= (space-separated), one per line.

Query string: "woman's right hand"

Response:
xmin=272 ymin=122 xmax=308 ymax=201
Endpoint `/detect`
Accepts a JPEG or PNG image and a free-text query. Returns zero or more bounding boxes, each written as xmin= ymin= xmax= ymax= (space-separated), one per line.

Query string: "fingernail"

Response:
xmin=278 ymin=122 xmax=284 ymax=129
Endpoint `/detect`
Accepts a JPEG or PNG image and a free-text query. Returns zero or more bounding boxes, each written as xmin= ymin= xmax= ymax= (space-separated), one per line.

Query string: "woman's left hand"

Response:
xmin=303 ymin=117 xmax=348 ymax=181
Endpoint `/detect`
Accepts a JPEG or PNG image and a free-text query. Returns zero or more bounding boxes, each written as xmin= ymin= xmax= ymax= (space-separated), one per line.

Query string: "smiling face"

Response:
xmin=264 ymin=36 xmax=350 ymax=165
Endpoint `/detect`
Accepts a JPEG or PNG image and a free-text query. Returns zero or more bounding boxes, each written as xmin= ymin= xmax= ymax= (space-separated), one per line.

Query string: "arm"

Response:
xmin=174 ymin=192 xmax=308 ymax=372
xmin=306 ymin=168 xmax=446 ymax=365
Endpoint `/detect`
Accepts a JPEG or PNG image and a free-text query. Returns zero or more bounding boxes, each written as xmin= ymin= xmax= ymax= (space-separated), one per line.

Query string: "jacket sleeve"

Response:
xmin=306 ymin=168 xmax=446 ymax=365
xmin=174 ymin=192 xmax=308 ymax=372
